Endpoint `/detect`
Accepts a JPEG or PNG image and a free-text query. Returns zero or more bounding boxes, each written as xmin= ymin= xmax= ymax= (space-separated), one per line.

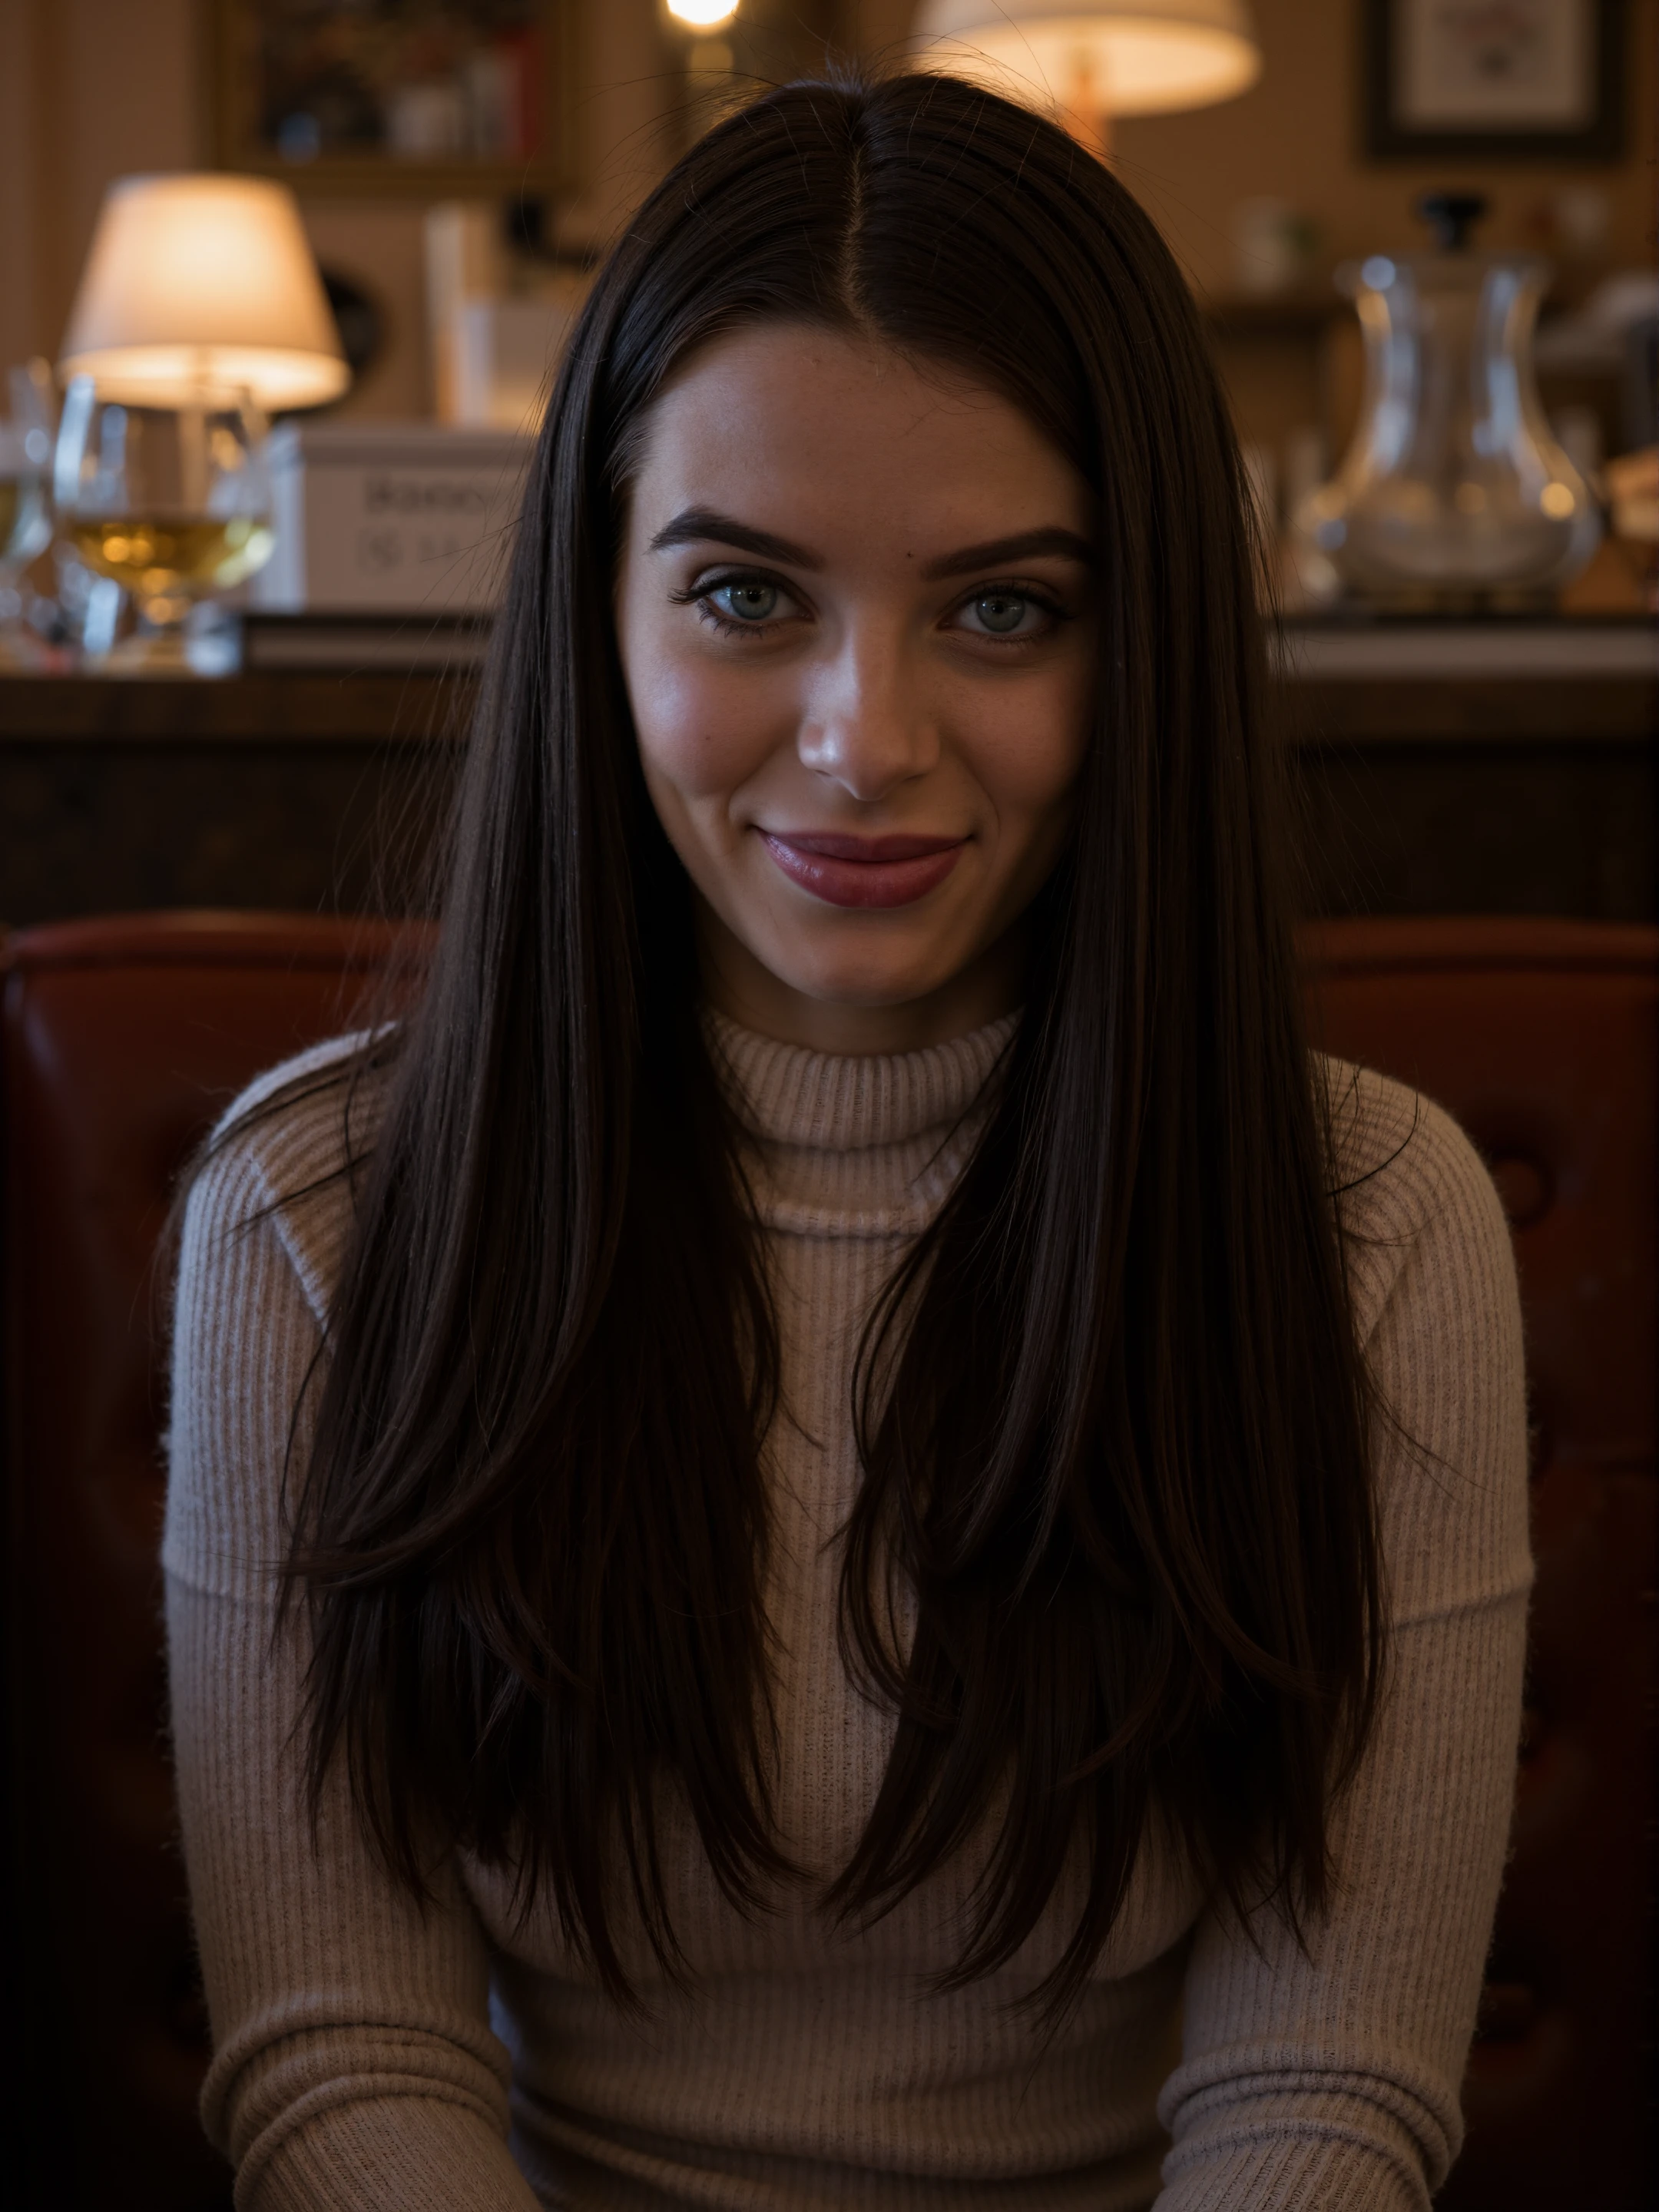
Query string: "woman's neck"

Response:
xmin=694 ymin=899 xmax=1029 ymax=1057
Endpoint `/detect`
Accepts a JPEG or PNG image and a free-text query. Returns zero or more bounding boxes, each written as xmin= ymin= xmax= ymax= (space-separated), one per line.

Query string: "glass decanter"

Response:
xmin=1295 ymin=194 xmax=1601 ymax=608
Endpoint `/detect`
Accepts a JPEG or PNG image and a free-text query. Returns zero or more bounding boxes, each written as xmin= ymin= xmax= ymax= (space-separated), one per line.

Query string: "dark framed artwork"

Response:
xmin=1362 ymin=0 xmax=1628 ymax=161
xmin=207 ymin=1 xmax=575 ymax=199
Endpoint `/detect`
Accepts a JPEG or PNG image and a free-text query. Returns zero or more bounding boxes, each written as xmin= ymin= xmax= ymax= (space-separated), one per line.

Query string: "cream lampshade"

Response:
xmin=911 ymin=0 xmax=1261 ymax=133
xmin=58 ymin=174 xmax=349 ymax=411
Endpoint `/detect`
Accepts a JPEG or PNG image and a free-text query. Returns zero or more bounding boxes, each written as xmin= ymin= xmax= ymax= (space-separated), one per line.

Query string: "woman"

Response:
xmin=166 ymin=71 xmax=1529 ymax=2211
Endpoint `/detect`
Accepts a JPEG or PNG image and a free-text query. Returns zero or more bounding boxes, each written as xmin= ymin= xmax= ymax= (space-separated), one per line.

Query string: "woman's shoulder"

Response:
xmin=1314 ymin=1054 xmax=1515 ymax=1357
xmin=1315 ymin=1055 xmax=1530 ymax=1619
xmin=184 ymin=1031 xmax=397 ymax=1330
xmin=167 ymin=1035 xmax=399 ymax=1594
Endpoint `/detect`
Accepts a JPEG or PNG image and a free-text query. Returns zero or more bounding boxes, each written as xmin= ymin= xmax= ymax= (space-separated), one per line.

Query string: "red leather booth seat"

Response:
xmin=3 ymin=911 xmax=1654 ymax=2210
xmin=1303 ymin=917 xmax=1657 ymax=2212
xmin=2 ymin=915 xmax=406 ymax=2212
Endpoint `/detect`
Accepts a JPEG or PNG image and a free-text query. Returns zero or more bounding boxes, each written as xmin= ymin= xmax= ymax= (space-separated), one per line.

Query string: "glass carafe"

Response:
xmin=1295 ymin=194 xmax=1600 ymax=607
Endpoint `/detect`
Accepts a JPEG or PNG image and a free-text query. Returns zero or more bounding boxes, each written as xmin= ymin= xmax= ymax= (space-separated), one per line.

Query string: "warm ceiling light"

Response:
xmin=58 ymin=174 xmax=349 ymax=412
xmin=667 ymin=0 xmax=740 ymax=27
xmin=912 ymin=0 xmax=1262 ymax=121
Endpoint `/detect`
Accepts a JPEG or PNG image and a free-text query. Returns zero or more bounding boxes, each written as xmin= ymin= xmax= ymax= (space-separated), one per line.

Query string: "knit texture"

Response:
xmin=165 ymin=1020 xmax=1530 ymax=2210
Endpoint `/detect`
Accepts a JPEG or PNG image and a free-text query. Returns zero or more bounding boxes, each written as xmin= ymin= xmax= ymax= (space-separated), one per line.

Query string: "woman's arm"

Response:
xmin=166 ymin=1093 xmax=541 ymax=2210
xmin=1156 ymin=1078 xmax=1532 ymax=2211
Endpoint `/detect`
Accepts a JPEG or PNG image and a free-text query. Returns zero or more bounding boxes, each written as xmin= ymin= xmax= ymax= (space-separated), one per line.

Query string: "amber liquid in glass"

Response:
xmin=69 ymin=515 xmax=275 ymax=595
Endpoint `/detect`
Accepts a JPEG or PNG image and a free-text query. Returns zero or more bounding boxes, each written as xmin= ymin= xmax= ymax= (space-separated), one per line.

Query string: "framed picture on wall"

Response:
xmin=207 ymin=1 xmax=575 ymax=197
xmin=1362 ymin=0 xmax=1628 ymax=160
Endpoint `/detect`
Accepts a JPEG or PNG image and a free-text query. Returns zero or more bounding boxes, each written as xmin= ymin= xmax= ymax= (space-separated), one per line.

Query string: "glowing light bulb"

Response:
xmin=668 ymin=0 xmax=739 ymax=25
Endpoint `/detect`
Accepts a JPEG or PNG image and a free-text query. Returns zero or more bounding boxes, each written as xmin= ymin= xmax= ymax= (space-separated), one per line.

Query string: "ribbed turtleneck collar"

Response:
xmin=705 ymin=1008 xmax=1018 ymax=1238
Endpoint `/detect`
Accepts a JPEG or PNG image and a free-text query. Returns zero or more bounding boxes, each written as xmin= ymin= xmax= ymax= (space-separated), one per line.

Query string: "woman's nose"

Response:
xmin=796 ymin=625 xmax=939 ymax=803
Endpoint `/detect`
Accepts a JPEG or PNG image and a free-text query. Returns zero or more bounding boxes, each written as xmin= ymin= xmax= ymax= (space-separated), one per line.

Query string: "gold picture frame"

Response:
xmin=207 ymin=1 xmax=577 ymax=199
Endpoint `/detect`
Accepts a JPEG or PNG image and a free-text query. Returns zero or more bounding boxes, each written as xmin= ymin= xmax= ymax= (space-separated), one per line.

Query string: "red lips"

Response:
xmin=760 ymin=830 xmax=966 ymax=909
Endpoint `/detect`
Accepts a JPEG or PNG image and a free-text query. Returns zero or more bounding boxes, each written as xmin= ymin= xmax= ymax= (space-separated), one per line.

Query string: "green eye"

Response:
xmin=712 ymin=580 xmax=778 ymax=622
xmin=973 ymin=591 xmax=1028 ymax=634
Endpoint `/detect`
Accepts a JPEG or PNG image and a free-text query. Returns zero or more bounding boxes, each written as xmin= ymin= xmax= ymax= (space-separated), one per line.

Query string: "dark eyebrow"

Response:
xmin=647 ymin=509 xmax=1095 ymax=579
xmin=647 ymin=505 xmax=821 ymax=568
xmin=921 ymin=527 xmax=1095 ymax=581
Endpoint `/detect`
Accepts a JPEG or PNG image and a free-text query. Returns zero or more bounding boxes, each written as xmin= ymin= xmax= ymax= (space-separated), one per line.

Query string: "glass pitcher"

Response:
xmin=1295 ymin=194 xmax=1600 ymax=607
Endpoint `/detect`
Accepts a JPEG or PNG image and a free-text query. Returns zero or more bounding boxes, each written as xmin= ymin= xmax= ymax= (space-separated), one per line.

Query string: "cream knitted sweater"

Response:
xmin=165 ymin=1016 xmax=1529 ymax=2211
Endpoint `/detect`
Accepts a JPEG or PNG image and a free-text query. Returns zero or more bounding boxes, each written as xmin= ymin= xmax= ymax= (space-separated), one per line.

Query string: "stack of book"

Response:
xmin=240 ymin=419 xmax=531 ymax=670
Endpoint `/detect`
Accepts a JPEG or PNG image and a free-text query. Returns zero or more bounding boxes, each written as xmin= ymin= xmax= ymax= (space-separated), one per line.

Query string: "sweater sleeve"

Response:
xmin=164 ymin=1062 xmax=541 ymax=2211
xmin=1154 ymin=1073 xmax=1532 ymax=2212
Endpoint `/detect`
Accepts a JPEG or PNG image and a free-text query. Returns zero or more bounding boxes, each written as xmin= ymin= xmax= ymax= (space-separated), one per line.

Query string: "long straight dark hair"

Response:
xmin=279 ymin=70 xmax=1382 ymax=2017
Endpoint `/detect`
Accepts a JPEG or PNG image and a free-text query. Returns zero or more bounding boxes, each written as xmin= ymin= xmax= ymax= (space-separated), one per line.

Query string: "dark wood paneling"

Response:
xmin=1294 ymin=741 xmax=1655 ymax=922
xmin=1291 ymin=677 xmax=1656 ymax=746
xmin=0 ymin=673 xmax=462 ymax=744
xmin=0 ymin=737 xmax=458 ymax=923
xmin=0 ymin=672 xmax=1651 ymax=927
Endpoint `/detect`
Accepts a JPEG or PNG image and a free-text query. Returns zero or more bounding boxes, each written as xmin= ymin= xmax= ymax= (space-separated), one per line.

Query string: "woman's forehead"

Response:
xmin=628 ymin=323 xmax=1091 ymax=561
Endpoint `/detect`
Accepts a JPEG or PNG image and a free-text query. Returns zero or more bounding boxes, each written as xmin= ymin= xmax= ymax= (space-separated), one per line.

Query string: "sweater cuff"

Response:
xmin=1157 ymin=2099 xmax=1431 ymax=2212
xmin=238 ymin=2090 xmax=539 ymax=2212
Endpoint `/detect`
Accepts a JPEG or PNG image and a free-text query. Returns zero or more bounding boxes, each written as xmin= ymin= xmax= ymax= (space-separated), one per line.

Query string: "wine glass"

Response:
xmin=53 ymin=378 xmax=275 ymax=671
xmin=0 ymin=362 xmax=56 ymax=667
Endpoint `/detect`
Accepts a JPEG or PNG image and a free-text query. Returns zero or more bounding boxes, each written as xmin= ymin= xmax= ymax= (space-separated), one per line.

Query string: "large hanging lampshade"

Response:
xmin=912 ymin=0 xmax=1262 ymax=123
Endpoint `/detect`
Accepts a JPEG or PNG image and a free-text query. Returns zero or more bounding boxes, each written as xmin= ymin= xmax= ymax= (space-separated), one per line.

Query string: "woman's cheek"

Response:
xmin=631 ymin=647 xmax=786 ymax=805
xmin=955 ymin=673 xmax=1091 ymax=822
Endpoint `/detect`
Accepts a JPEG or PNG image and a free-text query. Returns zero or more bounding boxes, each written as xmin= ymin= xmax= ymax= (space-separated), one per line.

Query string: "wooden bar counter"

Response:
xmin=0 ymin=619 xmax=1651 ymax=927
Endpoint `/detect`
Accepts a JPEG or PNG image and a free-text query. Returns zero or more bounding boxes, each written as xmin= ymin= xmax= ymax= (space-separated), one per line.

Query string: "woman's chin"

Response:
xmin=760 ymin=944 xmax=968 ymax=1017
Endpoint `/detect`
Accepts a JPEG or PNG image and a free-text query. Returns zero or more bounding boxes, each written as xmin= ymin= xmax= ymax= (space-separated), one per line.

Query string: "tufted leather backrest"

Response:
xmin=2 ymin=911 xmax=1653 ymax=2210
xmin=1 ymin=913 xmax=414 ymax=2212
xmin=1305 ymin=916 xmax=1657 ymax=2212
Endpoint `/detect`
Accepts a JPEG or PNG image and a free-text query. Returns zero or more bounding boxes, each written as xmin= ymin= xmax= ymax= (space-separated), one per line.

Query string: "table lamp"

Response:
xmin=59 ymin=174 xmax=348 ymax=411
xmin=55 ymin=174 xmax=349 ymax=669
xmin=911 ymin=0 xmax=1262 ymax=152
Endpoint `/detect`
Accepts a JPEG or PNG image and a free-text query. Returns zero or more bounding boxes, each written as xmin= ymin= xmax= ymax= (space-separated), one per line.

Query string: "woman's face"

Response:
xmin=615 ymin=323 xmax=1096 ymax=1053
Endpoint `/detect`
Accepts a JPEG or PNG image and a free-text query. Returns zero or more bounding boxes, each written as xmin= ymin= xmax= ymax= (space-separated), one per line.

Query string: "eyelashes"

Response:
xmin=668 ymin=568 xmax=800 ymax=640
xmin=677 ymin=575 xmax=793 ymax=637
xmin=670 ymin=565 xmax=1073 ymax=646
